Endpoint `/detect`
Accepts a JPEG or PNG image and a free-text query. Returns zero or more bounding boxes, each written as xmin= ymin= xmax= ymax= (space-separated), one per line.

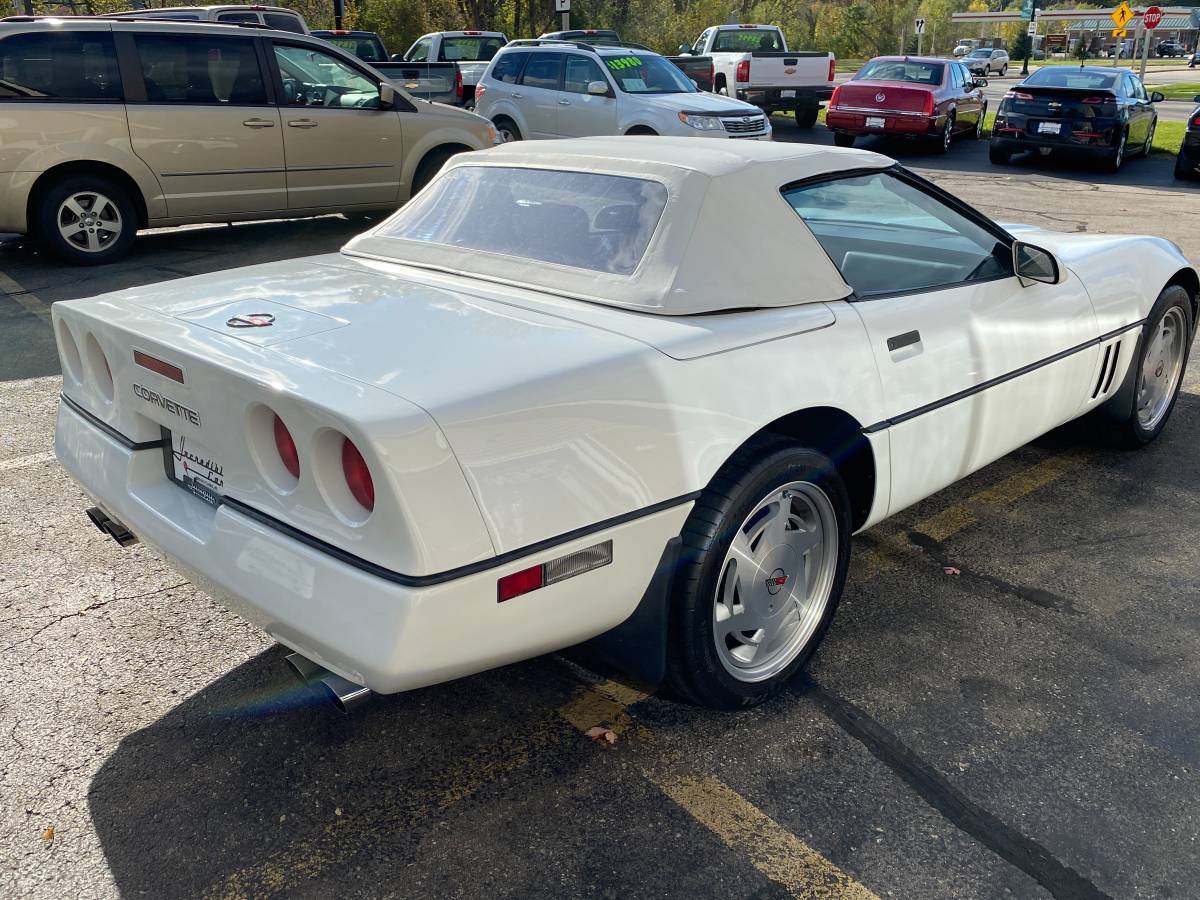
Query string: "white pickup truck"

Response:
xmin=680 ymin=24 xmax=834 ymax=126
xmin=403 ymin=30 xmax=509 ymax=107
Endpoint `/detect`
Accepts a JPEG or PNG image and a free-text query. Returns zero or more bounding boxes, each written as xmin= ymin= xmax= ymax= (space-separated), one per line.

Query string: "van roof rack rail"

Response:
xmin=2 ymin=13 xmax=271 ymax=29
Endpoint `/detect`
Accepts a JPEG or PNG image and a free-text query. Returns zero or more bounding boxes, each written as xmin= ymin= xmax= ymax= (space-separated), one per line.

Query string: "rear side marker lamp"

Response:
xmin=497 ymin=541 xmax=613 ymax=602
xmin=133 ymin=350 xmax=185 ymax=383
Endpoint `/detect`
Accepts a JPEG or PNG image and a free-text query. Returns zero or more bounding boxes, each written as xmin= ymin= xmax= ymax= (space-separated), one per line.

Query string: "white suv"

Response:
xmin=963 ymin=47 xmax=1009 ymax=76
xmin=474 ymin=40 xmax=771 ymax=141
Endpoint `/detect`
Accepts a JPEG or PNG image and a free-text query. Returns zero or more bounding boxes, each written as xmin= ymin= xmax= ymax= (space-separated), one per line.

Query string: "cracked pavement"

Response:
xmin=2 ymin=139 xmax=1200 ymax=899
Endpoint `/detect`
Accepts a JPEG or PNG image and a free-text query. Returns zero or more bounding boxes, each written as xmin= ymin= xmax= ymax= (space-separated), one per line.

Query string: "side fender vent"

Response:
xmin=1092 ymin=345 xmax=1112 ymax=399
xmin=1101 ymin=341 xmax=1121 ymax=395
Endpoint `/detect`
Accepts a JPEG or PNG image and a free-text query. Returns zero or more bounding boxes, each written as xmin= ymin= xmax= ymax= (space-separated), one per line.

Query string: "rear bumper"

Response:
xmin=991 ymin=113 xmax=1122 ymax=155
xmin=737 ymin=85 xmax=834 ymax=110
xmin=1179 ymin=136 xmax=1200 ymax=175
xmin=826 ymin=109 xmax=941 ymax=137
xmin=55 ymin=398 xmax=692 ymax=694
xmin=989 ymin=133 xmax=1117 ymax=157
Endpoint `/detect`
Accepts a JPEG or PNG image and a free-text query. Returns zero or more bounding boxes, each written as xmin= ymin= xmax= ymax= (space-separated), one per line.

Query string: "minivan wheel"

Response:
xmin=665 ymin=436 xmax=851 ymax=710
xmin=36 ymin=175 xmax=136 ymax=265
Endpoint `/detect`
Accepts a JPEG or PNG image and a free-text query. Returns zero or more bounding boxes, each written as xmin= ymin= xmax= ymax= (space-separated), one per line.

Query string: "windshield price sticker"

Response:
xmin=605 ymin=56 xmax=642 ymax=70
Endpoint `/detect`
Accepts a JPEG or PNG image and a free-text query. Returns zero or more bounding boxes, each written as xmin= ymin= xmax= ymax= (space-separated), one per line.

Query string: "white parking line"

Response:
xmin=0 ymin=451 xmax=56 ymax=472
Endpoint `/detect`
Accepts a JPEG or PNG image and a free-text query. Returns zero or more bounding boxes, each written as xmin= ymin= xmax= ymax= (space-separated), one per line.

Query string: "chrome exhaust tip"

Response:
xmin=318 ymin=673 xmax=372 ymax=714
xmin=284 ymin=651 xmax=372 ymax=713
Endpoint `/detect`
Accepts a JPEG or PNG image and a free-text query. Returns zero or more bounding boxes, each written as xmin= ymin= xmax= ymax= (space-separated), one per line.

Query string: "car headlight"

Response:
xmin=677 ymin=112 xmax=723 ymax=131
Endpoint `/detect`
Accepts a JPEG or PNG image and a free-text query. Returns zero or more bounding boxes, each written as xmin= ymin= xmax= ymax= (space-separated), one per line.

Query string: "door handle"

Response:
xmin=887 ymin=330 xmax=921 ymax=352
xmin=287 ymin=118 xmax=319 ymax=128
xmin=558 ymin=98 xmax=571 ymax=105
xmin=510 ymin=92 xmax=523 ymax=99
xmin=242 ymin=117 xmax=276 ymax=128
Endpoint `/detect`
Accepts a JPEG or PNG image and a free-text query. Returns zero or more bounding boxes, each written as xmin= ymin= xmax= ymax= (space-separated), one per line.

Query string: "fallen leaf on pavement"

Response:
xmin=943 ymin=566 xmax=961 ymax=576
xmin=585 ymin=726 xmax=618 ymax=746
xmin=41 ymin=826 xmax=54 ymax=843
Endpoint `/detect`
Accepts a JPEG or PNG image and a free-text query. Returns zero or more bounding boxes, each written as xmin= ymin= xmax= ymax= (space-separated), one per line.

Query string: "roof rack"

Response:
xmin=505 ymin=38 xmax=599 ymax=53
xmin=1 ymin=13 xmax=271 ymax=29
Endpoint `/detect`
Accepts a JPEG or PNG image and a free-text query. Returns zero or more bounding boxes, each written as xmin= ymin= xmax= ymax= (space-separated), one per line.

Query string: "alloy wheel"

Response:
xmin=57 ymin=191 xmax=122 ymax=254
xmin=1136 ymin=306 xmax=1187 ymax=430
xmin=712 ymin=481 xmax=839 ymax=683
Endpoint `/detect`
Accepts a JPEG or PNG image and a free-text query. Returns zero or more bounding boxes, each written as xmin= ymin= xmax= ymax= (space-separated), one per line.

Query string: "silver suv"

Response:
xmin=0 ymin=16 xmax=495 ymax=264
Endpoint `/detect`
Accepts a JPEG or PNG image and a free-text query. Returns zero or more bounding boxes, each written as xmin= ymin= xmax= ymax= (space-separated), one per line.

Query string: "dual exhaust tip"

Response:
xmin=85 ymin=506 xmax=138 ymax=547
xmin=285 ymin=652 xmax=371 ymax=713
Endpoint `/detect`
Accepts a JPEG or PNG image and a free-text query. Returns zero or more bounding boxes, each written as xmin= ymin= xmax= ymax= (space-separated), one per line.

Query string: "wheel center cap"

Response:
xmin=765 ymin=567 xmax=788 ymax=596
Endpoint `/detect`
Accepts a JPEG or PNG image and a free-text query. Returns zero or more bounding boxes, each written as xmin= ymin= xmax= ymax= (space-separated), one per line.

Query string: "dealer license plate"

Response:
xmin=1037 ymin=121 xmax=1062 ymax=135
xmin=168 ymin=430 xmax=224 ymax=508
xmin=866 ymin=116 xmax=886 ymax=128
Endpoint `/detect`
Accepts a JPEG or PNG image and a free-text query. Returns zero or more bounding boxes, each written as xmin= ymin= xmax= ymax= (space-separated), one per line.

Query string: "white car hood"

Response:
xmin=641 ymin=91 xmax=762 ymax=115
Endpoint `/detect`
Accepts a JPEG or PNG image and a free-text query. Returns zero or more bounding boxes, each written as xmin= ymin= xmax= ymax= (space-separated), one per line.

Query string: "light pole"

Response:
xmin=1021 ymin=0 xmax=1038 ymax=76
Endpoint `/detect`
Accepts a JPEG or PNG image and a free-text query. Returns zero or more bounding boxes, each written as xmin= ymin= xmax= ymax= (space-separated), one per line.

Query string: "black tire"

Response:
xmin=989 ymin=142 xmax=1012 ymax=165
xmin=1000 ymin=64 xmax=1008 ymax=76
xmin=795 ymin=103 xmax=819 ymax=129
xmin=1104 ymin=129 xmax=1127 ymax=173
xmin=1091 ymin=284 xmax=1194 ymax=448
xmin=35 ymin=174 xmax=137 ymax=266
xmin=492 ymin=116 xmax=522 ymax=143
xmin=934 ymin=114 xmax=954 ymax=154
xmin=833 ymin=131 xmax=856 ymax=148
xmin=410 ymin=148 xmax=458 ymax=196
xmin=665 ymin=436 xmax=852 ymax=710
xmin=1176 ymin=151 xmax=1197 ymax=181
xmin=972 ymin=103 xmax=987 ymax=139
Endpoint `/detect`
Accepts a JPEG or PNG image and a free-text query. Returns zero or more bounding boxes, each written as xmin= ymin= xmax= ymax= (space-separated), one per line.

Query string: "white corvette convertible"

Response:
xmin=54 ymin=139 xmax=1196 ymax=710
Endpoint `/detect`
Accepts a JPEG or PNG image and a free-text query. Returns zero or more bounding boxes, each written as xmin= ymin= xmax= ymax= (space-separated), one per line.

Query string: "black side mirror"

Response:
xmin=1151 ymin=91 xmax=1165 ymax=103
xmin=974 ymin=77 xmax=988 ymax=88
xmin=678 ymin=44 xmax=690 ymax=55
xmin=1013 ymin=241 xmax=1062 ymax=286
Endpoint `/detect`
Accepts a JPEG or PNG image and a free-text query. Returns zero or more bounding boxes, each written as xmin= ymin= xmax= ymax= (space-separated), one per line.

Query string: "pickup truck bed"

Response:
xmin=371 ymin=61 xmax=461 ymax=105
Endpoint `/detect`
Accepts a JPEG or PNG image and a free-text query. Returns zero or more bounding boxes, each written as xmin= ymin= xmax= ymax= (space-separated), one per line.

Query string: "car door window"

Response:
xmin=691 ymin=30 xmax=709 ymax=55
xmin=0 ymin=31 xmax=122 ymax=100
xmin=1127 ymin=74 xmax=1147 ymax=100
xmin=782 ymin=170 xmax=1013 ymax=297
xmin=490 ymin=51 xmax=527 ymax=83
xmin=263 ymin=13 xmax=306 ymax=34
xmin=133 ymin=34 xmax=265 ymax=104
xmin=273 ymin=43 xmax=380 ymax=108
xmin=564 ymin=55 xmax=605 ymax=93
xmin=519 ymin=52 xmax=561 ymax=90
xmin=407 ymin=39 xmax=432 ymax=62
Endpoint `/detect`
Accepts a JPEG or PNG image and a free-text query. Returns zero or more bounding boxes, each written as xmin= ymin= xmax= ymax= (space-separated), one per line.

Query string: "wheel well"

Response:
xmin=714 ymin=73 xmax=727 ymax=92
xmin=27 ymin=161 xmax=148 ymax=235
xmin=417 ymin=143 xmax=471 ymax=175
xmin=626 ymin=126 xmax=658 ymax=136
xmin=1167 ymin=266 xmax=1200 ymax=328
xmin=750 ymin=406 xmax=876 ymax=531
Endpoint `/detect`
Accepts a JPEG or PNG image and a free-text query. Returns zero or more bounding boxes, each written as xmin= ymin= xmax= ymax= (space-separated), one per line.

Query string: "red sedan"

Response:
xmin=826 ymin=56 xmax=987 ymax=153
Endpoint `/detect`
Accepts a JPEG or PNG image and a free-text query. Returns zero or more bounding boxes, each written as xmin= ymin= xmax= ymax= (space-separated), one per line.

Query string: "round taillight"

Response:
xmin=341 ymin=437 xmax=374 ymax=512
xmin=273 ymin=414 xmax=300 ymax=479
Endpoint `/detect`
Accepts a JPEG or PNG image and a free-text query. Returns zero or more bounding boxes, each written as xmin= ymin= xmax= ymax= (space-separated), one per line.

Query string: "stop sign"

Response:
xmin=1144 ymin=5 xmax=1163 ymax=29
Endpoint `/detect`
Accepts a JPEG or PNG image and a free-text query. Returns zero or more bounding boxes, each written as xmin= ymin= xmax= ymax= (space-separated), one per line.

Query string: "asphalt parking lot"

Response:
xmin=3 ymin=129 xmax=1200 ymax=899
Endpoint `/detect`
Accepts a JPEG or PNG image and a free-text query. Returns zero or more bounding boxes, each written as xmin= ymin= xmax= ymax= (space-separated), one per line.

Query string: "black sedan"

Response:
xmin=989 ymin=66 xmax=1162 ymax=172
xmin=1175 ymin=96 xmax=1200 ymax=181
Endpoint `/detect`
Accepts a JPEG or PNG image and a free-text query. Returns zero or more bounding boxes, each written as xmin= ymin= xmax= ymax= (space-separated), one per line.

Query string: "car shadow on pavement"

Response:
xmin=87 ymin=644 xmax=591 ymax=898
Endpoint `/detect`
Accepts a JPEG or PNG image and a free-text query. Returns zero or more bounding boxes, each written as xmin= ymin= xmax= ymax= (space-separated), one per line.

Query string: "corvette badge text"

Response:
xmin=132 ymin=384 xmax=202 ymax=427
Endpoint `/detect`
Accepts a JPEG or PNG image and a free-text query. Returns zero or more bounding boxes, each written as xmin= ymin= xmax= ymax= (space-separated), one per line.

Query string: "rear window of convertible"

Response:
xmin=377 ymin=166 xmax=668 ymax=276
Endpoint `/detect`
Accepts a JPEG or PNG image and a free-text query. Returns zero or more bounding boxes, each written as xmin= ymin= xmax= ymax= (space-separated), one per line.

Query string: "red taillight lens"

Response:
xmin=133 ymin=350 xmax=185 ymax=383
xmin=497 ymin=564 xmax=543 ymax=602
xmin=736 ymin=59 xmax=749 ymax=83
xmin=1192 ymin=113 xmax=1200 ymax=129
xmin=924 ymin=93 xmax=935 ymax=116
xmin=273 ymin=415 xmax=300 ymax=479
xmin=1004 ymin=90 xmax=1033 ymax=101
xmin=475 ymin=81 xmax=486 ymax=103
xmin=829 ymin=85 xmax=842 ymax=108
xmin=341 ymin=437 xmax=374 ymax=512
xmin=1081 ymin=96 xmax=1106 ymax=104
xmin=455 ymin=66 xmax=463 ymax=100
xmin=709 ymin=61 xmax=714 ymax=88
xmin=828 ymin=57 xmax=836 ymax=82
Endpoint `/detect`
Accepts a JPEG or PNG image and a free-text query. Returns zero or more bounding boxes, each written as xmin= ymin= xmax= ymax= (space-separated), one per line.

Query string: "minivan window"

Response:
xmin=134 ymin=34 xmax=266 ymax=104
xmin=0 ymin=32 xmax=122 ymax=101
xmin=264 ymin=13 xmax=307 ymax=34
xmin=273 ymin=44 xmax=379 ymax=107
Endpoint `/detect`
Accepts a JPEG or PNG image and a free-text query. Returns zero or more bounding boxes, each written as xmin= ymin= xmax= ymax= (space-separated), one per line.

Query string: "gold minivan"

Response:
xmin=0 ymin=16 xmax=498 ymax=264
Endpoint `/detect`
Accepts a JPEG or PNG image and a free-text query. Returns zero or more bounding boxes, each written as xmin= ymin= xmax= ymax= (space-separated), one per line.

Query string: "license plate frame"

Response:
xmin=1037 ymin=121 xmax=1062 ymax=135
xmin=162 ymin=427 xmax=224 ymax=509
xmin=865 ymin=116 xmax=886 ymax=128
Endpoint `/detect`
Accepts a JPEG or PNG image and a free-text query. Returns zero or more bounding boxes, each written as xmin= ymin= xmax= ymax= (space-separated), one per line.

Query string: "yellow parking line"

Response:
xmin=0 ymin=272 xmax=53 ymax=324
xmin=913 ymin=452 xmax=1085 ymax=543
xmin=564 ymin=680 xmax=876 ymax=900
xmin=656 ymin=773 xmax=877 ymax=900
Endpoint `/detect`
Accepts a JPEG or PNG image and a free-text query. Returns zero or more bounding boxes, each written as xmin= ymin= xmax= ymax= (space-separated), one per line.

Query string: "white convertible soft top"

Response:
xmin=342 ymin=137 xmax=895 ymax=315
